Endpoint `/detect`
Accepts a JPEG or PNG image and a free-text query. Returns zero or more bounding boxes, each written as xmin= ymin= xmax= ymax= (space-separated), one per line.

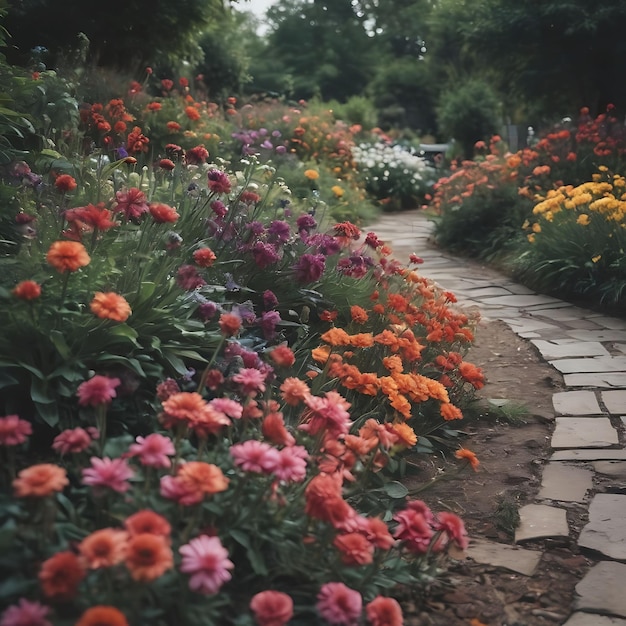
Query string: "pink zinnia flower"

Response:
xmin=179 ymin=535 xmax=234 ymax=594
xmin=393 ymin=507 xmax=434 ymax=554
xmin=231 ymin=440 xmax=280 ymax=474
xmin=231 ymin=368 xmax=266 ymax=396
xmin=0 ymin=414 xmax=32 ymax=446
xmin=159 ymin=474 xmax=203 ymax=506
xmin=434 ymin=511 xmax=469 ymax=550
xmin=52 ymin=427 xmax=93 ymax=455
xmin=299 ymin=391 xmax=352 ymax=437
xmin=272 ymin=445 xmax=308 ymax=482
xmin=0 ymin=598 xmax=52 ymax=626
xmin=209 ymin=398 xmax=243 ymax=420
xmin=250 ymin=590 xmax=294 ymax=626
xmin=82 ymin=457 xmax=134 ymax=493
xmin=316 ymin=582 xmax=362 ymax=625
xmin=365 ymin=596 xmax=403 ymax=626
xmin=207 ymin=169 xmax=231 ymax=194
xmin=333 ymin=532 xmax=374 ymax=565
xmin=76 ymin=375 xmax=121 ymax=407
xmin=114 ymin=187 xmax=149 ymax=221
xmin=128 ymin=433 xmax=175 ymax=468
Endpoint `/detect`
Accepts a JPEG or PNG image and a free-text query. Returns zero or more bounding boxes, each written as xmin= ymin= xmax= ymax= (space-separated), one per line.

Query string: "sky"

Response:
xmin=242 ymin=0 xmax=277 ymax=18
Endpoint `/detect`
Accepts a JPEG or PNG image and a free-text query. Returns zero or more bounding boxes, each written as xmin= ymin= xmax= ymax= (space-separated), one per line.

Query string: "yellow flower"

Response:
xmin=577 ymin=214 xmax=590 ymax=226
xmin=331 ymin=185 xmax=344 ymax=198
xmin=592 ymin=255 xmax=602 ymax=263
xmin=527 ymin=234 xmax=535 ymax=243
xmin=304 ymin=169 xmax=319 ymax=180
xmin=532 ymin=223 xmax=541 ymax=233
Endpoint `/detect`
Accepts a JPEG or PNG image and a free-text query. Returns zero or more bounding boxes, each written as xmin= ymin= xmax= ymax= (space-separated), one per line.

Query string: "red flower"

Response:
xmin=54 ymin=174 xmax=77 ymax=193
xmin=218 ymin=312 xmax=241 ymax=337
xmin=366 ymin=596 xmax=403 ymax=626
xmin=269 ymin=345 xmax=295 ymax=367
xmin=185 ymin=145 xmax=209 ymax=165
xmin=90 ymin=292 xmax=132 ymax=322
xmin=193 ymin=247 xmax=217 ymax=267
xmin=207 ymin=169 xmax=231 ymax=194
xmin=185 ymin=106 xmax=201 ymax=121
xmin=115 ymin=187 xmax=149 ymax=221
xmin=12 ymin=280 xmax=41 ymax=300
xmin=126 ymin=126 xmax=150 ymax=153
xmin=149 ymin=203 xmax=179 ymax=223
xmin=39 ymin=551 xmax=85 ymax=600
xmin=250 ymin=590 xmax=294 ymax=626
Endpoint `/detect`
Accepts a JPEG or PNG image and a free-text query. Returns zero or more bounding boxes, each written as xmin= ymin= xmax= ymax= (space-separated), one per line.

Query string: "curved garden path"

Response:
xmin=370 ymin=209 xmax=626 ymax=626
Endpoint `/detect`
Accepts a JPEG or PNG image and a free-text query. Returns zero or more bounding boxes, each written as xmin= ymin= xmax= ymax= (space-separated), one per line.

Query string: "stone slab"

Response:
xmin=578 ymin=494 xmax=626 ymax=560
xmin=591 ymin=316 xmax=626 ymax=331
xmin=552 ymin=390 xmax=603 ymax=416
xmin=575 ymin=561 xmax=626 ymax=617
xmin=551 ymin=417 xmax=619 ymax=449
xmin=538 ymin=462 xmax=593 ymax=502
xmin=464 ymin=286 xmax=514 ymax=297
xmin=601 ymin=390 xmax=626 ymax=415
xmin=515 ymin=503 xmax=569 ymax=542
xmin=564 ymin=373 xmax=626 ymax=388
xmin=563 ymin=613 xmax=626 ymax=626
xmin=552 ymin=449 xmax=626 ymax=461
xmin=562 ymin=319 xmax=605 ymax=330
xmin=593 ymin=461 xmax=626 ymax=479
xmin=466 ymin=538 xmax=542 ymax=576
xmin=532 ymin=340 xmax=610 ymax=360
xmin=501 ymin=318 xmax=559 ymax=334
xmin=550 ymin=357 xmax=626 ymax=374
xmin=566 ymin=330 xmax=626 ymax=342
xmin=478 ymin=294 xmax=562 ymax=307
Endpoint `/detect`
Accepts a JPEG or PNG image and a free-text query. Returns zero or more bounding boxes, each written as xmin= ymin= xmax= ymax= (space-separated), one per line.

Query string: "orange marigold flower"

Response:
xmin=333 ymin=221 xmax=361 ymax=240
xmin=455 ymin=448 xmax=480 ymax=471
xmin=55 ymin=174 xmax=77 ymax=192
xmin=320 ymin=309 xmax=338 ymax=322
xmin=13 ymin=463 xmax=68 ymax=497
xmin=39 ymin=551 xmax=86 ymax=600
xmin=390 ymin=422 xmax=417 ymax=448
xmin=149 ymin=202 xmax=179 ymax=223
xmin=349 ymin=333 xmax=374 ymax=348
xmin=46 ymin=241 xmax=91 ymax=273
xmin=125 ymin=509 xmax=171 ymax=538
xmin=304 ymin=169 xmax=319 ymax=180
xmin=311 ymin=345 xmax=331 ymax=364
xmin=79 ymin=528 xmax=127 ymax=568
xmin=185 ymin=106 xmax=201 ymax=121
xmin=382 ymin=356 xmax=404 ymax=373
xmin=321 ymin=327 xmax=351 ymax=346
xmin=372 ymin=303 xmax=385 ymax=315
xmin=178 ymin=461 xmax=229 ymax=496
xmin=90 ymin=292 xmax=132 ymax=322
xmin=13 ymin=280 xmax=41 ymax=300
xmin=280 ymin=377 xmax=311 ymax=406
xmin=125 ymin=533 xmax=173 ymax=581
xmin=161 ymin=392 xmax=209 ymax=428
xmin=126 ymin=126 xmax=150 ymax=153
xmin=269 ymin=344 xmax=296 ymax=367
xmin=218 ymin=312 xmax=241 ymax=337
xmin=76 ymin=606 xmax=129 ymax=626
xmin=459 ymin=362 xmax=485 ymax=389
xmin=440 ymin=402 xmax=463 ymax=421
xmin=350 ymin=305 xmax=368 ymax=324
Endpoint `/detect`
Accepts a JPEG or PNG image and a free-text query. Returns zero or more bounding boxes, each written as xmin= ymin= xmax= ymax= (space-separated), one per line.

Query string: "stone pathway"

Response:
xmin=371 ymin=210 xmax=626 ymax=625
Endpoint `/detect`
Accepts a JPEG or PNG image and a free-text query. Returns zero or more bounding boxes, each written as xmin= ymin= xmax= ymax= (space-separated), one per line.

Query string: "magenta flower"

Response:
xmin=0 ymin=414 xmax=32 ymax=446
xmin=0 ymin=598 xmax=52 ymax=626
xmin=260 ymin=310 xmax=281 ymax=340
xmin=52 ymin=427 xmax=94 ymax=455
xmin=179 ymin=535 xmax=234 ymax=594
xmin=76 ymin=375 xmax=121 ymax=407
xmin=293 ymin=253 xmax=326 ymax=283
xmin=231 ymin=440 xmax=280 ymax=474
xmin=207 ymin=169 xmax=232 ymax=195
xmin=272 ymin=445 xmax=308 ymax=483
xmin=392 ymin=507 xmax=434 ymax=554
xmin=82 ymin=456 xmax=134 ymax=493
xmin=251 ymin=242 xmax=280 ymax=269
xmin=267 ymin=220 xmax=291 ymax=244
xmin=231 ymin=368 xmax=267 ymax=397
xmin=316 ymin=582 xmax=362 ymax=625
xmin=128 ymin=433 xmax=175 ymax=468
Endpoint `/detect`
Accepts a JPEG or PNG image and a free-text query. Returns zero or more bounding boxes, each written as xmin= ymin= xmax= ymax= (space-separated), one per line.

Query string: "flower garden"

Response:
xmin=0 ymin=67 xmax=486 ymax=626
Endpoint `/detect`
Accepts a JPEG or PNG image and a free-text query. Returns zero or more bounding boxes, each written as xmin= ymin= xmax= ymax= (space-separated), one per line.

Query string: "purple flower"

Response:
xmin=252 ymin=241 xmax=280 ymax=269
xmin=260 ymin=310 xmax=281 ymax=340
xmin=198 ymin=301 xmax=219 ymax=321
xmin=263 ymin=290 xmax=279 ymax=310
xmin=275 ymin=145 xmax=287 ymax=155
xmin=233 ymin=301 xmax=257 ymax=325
xmin=210 ymin=200 xmax=227 ymax=218
xmin=293 ymin=253 xmax=326 ymax=284
xmin=246 ymin=221 xmax=265 ymax=237
xmin=304 ymin=233 xmax=341 ymax=255
xmin=267 ymin=220 xmax=291 ymax=244
xmin=177 ymin=265 xmax=207 ymax=290
xmin=296 ymin=214 xmax=317 ymax=233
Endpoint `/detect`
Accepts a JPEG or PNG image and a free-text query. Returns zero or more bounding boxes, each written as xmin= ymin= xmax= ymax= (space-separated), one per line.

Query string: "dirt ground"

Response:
xmin=398 ymin=316 xmax=592 ymax=626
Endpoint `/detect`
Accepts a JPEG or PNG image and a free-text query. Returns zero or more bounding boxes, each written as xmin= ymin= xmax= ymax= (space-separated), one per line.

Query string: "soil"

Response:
xmin=398 ymin=316 xmax=591 ymax=626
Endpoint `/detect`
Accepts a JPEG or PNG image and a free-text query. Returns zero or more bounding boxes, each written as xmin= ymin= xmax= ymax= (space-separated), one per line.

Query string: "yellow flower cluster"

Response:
xmin=532 ymin=173 xmax=626 ymax=225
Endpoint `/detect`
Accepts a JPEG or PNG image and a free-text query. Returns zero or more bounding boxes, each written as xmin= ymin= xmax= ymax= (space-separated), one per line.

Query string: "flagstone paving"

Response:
xmin=372 ymin=209 xmax=626 ymax=624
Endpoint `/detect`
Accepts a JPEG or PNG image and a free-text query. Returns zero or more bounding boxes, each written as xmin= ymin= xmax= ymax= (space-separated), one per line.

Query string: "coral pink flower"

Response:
xmin=0 ymin=414 xmax=32 ymax=446
xmin=193 ymin=247 xmax=217 ymax=267
xmin=54 ymin=174 xmax=77 ymax=193
xmin=12 ymin=280 xmax=41 ymax=300
xmin=149 ymin=203 xmax=179 ymax=223
xmin=115 ymin=187 xmax=149 ymax=221
xmin=0 ymin=598 xmax=52 ymax=626
xmin=272 ymin=445 xmax=308 ymax=482
xmin=52 ymin=427 xmax=94 ymax=455
xmin=262 ymin=412 xmax=295 ymax=446
xmin=218 ymin=312 xmax=241 ymax=337
xmin=269 ymin=345 xmax=296 ymax=367
xmin=76 ymin=375 xmax=121 ymax=407
xmin=299 ymin=391 xmax=352 ymax=437
xmin=13 ymin=464 xmax=68 ymax=498
xmin=39 ymin=551 xmax=85 ymax=601
xmin=231 ymin=440 xmax=280 ymax=474
xmin=79 ymin=528 xmax=128 ymax=569
xmin=160 ymin=474 xmax=203 ymax=506
xmin=279 ymin=377 xmax=311 ymax=406
xmin=392 ymin=507 xmax=433 ymax=554
xmin=305 ymin=474 xmax=356 ymax=528
xmin=125 ymin=510 xmax=171 ymax=538
xmin=82 ymin=457 xmax=134 ymax=493
xmin=209 ymin=398 xmax=243 ymax=420
xmin=250 ymin=590 xmax=293 ymax=626
xmin=179 ymin=535 xmax=234 ymax=594
xmin=128 ymin=433 xmax=175 ymax=468
xmin=365 ymin=596 xmax=403 ymax=626
xmin=125 ymin=533 xmax=173 ymax=582
xmin=232 ymin=368 xmax=267 ymax=396
xmin=435 ymin=511 xmax=469 ymax=550
xmin=333 ymin=532 xmax=374 ymax=565
xmin=316 ymin=582 xmax=362 ymax=625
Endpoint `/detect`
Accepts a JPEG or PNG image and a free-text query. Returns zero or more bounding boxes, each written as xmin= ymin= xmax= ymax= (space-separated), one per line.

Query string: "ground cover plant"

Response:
xmin=0 ymin=70 xmax=483 ymax=625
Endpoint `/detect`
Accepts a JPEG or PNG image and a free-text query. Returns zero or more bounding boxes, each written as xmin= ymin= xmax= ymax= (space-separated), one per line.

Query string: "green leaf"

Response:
xmin=0 ymin=371 xmax=18 ymax=390
xmin=0 ymin=519 xmax=17 ymax=550
xmin=49 ymin=330 xmax=71 ymax=360
xmin=108 ymin=324 xmax=139 ymax=341
xmin=30 ymin=377 xmax=54 ymax=404
xmin=383 ymin=481 xmax=409 ymax=498
xmin=35 ymin=401 xmax=59 ymax=427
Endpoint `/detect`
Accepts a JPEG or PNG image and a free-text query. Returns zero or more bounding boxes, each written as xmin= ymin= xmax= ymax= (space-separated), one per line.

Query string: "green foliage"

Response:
xmin=436 ymin=79 xmax=502 ymax=159
xmin=326 ymin=96 xmax=378 ymax=130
